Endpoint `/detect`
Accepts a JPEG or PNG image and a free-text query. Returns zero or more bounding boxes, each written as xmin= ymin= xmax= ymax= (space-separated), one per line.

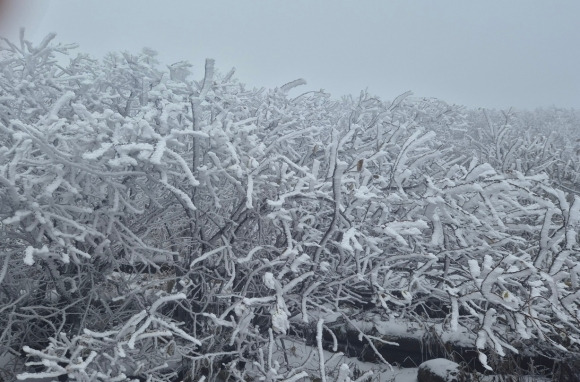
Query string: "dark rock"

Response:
xmin=417 ymin=359 xmax=461 ymax=382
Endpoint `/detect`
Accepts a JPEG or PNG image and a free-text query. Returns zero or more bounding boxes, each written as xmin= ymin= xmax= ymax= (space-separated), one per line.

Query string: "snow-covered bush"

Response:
xmin=462 ymin=107 xmax=580 ymax=193
xmin=0 ymin=32 xmax=578 ymax=380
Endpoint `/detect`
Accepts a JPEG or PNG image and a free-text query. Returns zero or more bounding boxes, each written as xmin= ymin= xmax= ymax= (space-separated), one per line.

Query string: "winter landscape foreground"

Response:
xmin=0 ymin=34 xmax=579 ymax=381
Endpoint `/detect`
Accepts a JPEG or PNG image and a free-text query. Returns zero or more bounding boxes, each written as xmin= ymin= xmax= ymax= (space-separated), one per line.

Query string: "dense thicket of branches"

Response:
xmin=0 ymin=34 xmax=579 ymax=381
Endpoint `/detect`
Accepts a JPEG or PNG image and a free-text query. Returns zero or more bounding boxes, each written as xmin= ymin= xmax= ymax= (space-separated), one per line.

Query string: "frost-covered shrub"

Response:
xmin=0 ymin=33 xmax=578 ymax=381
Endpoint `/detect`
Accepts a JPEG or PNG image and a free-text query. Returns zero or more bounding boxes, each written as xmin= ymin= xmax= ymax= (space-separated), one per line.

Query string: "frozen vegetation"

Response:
xmin=0 ymin=33 xmax=579 ymax=381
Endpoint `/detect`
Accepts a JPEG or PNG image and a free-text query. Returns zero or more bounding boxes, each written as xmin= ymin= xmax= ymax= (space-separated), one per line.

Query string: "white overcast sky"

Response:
xmin=1 ymin=0 xmax=579 ymax=109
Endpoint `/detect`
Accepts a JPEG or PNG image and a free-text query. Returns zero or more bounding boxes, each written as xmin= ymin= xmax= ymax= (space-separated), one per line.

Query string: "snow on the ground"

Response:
xmin=274 ymin=337 xmax=418 ymax=382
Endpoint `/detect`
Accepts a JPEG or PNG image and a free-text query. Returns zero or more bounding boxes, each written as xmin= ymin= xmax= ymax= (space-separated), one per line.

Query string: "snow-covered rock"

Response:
xmin=417 ymin=358 xmax=461 ymax=382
